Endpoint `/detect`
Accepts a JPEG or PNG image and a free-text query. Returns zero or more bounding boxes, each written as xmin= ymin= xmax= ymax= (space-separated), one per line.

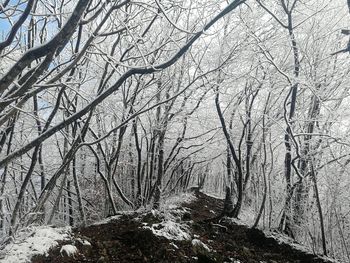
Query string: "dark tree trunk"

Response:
xmin=215 ymin=92 xmax=243 ymax=218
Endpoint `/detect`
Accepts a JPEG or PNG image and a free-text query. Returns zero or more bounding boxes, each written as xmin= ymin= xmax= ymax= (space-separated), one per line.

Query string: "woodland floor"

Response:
xmin=31 ymin=190 xmax=335 ymax=263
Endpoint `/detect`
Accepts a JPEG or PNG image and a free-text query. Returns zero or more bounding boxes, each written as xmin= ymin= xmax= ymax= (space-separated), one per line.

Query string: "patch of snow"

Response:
xmin=83 ymin=240 xmax=91 ymax=246
xmin=60 ymin=244 xmax=78 ymax=257
xmin=161 ymin=193 xmax=196 ymax=210
xmin=170 ymin=242 xmax=178 ymax=249
xmin=170 ymin=207 xmax=191 ymax=219
xmin=144 ymin=220 xmax=191 ymax=241
xmin=192 ymin=238 xmax=211 ymax=252
xmin=201 ymin=191 xmax=225 ymax=200
xmin=76 ymin=238 xmax=91 ymax=247
xmin=94 ymin=210 xmax=145 ymax=226
xmin=209 ymin=210 xmax=216 ymax=214
xmin=92 ymin=215 xmax=122 ymax=225
xmin=142 ymin=193 xmax=195 ymax=241
xmin=0 ymin=226 xmax=71 ymax=263
xmin=151 ymin=209 xmax=158 ymax=217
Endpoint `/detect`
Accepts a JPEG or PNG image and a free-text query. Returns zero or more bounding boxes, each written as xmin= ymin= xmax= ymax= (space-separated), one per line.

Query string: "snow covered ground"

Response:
xmin=0 ymin=226 xmax=71 ymax=263
xmin=143 ymin=218 xmax=191 ymax=240
xmin=201 ymin=190 xmax=225 ymax=200
xmin=142 ymin=192 xmax=195 ymax=241
xmin=0 ymin=192 xmax=195 ymax=262
xmin=0 ymin=191 xmax=338 ymax=262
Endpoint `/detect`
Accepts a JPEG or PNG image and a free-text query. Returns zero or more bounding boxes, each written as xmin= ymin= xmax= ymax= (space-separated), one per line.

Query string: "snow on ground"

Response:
xmin=142 ymin=192 xmax=196 ymax=241
xmin=191 ymin=238 xmax=211 ymax=252
xmin=160 ymin=192 xmax=196 ymax=210
xmin=201 ymin=190 xmax=224 ymax=200
xmin=0 ymin=226 xmax=71 ymax=263
xmin=143 ymin=219 xmax=191 ymax=241
xmin=92 ymin=215 xmax=122 ymax=226
xmin=60 ymin=244 xmax=78 ymax=257
xmin=95 ymin=193 xmax=195 ymax=226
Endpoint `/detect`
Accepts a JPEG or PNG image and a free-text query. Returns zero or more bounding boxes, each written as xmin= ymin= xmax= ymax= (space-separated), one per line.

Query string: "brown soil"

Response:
xmin=32 ymin=190 xmax=335 ymax=263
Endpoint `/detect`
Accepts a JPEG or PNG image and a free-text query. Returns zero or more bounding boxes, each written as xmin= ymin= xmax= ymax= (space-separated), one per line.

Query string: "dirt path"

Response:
xmin=32 ymin=190 xmax=335 ymax=263
xmin=183 ymin=191 xmax=333 ymax=263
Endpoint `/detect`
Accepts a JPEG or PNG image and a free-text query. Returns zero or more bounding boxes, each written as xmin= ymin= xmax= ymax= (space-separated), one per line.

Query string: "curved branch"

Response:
xmin=0 ymin=0 xmax=91 ymax=94
xmin=0 ymin=0 xmax=246 ymax=168
xmin=0 ymin=0 xmax=35 ymax=53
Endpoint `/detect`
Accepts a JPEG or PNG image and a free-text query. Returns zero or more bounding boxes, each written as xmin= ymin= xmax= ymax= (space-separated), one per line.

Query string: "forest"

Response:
xmin=0 ymin=0 xmax=350 ymax=262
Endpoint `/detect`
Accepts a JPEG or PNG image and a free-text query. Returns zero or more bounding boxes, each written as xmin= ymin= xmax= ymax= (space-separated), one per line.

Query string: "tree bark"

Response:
xmin=215 ymin=92 xmax=243 ymax=218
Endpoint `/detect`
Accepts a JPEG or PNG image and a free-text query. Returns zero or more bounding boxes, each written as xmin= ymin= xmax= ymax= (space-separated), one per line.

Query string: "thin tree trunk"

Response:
xmin=133 ymin=119 xmax=143 ymax=207
xmin=48 ymin=173 xmax=68 ymax=225
xmin=9 ymin=146 xmax=39 ymax=235
xmin=72 ymin=156 xmax=86 ymax=226
xmin=67 ymin=180 xmax=74 ymax=226
xmin=0 ymin=117 xmax=16 ymax=233
xmin=279 ymin=3 xmax=301 ymax=236
xmin=310 ymin=164 xmax=327 ymax=256
xmin=153 ymin=130 xmax=165 ymax=209
xmin=215 ymin=91 xmax=243 ymax=218
xmin=253 ymin=94 xmax=270 ymax=228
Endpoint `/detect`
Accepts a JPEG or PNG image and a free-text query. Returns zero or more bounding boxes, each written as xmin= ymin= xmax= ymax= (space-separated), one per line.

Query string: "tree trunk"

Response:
xmin=215 ymin=91 xmax=243 ymax=218
xmin=153 ymin=130 xmax=165 ymax=209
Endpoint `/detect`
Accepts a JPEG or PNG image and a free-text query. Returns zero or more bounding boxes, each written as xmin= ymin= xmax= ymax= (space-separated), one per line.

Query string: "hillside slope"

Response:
xmin=26 ymin=191 xmax=338 ymax=262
